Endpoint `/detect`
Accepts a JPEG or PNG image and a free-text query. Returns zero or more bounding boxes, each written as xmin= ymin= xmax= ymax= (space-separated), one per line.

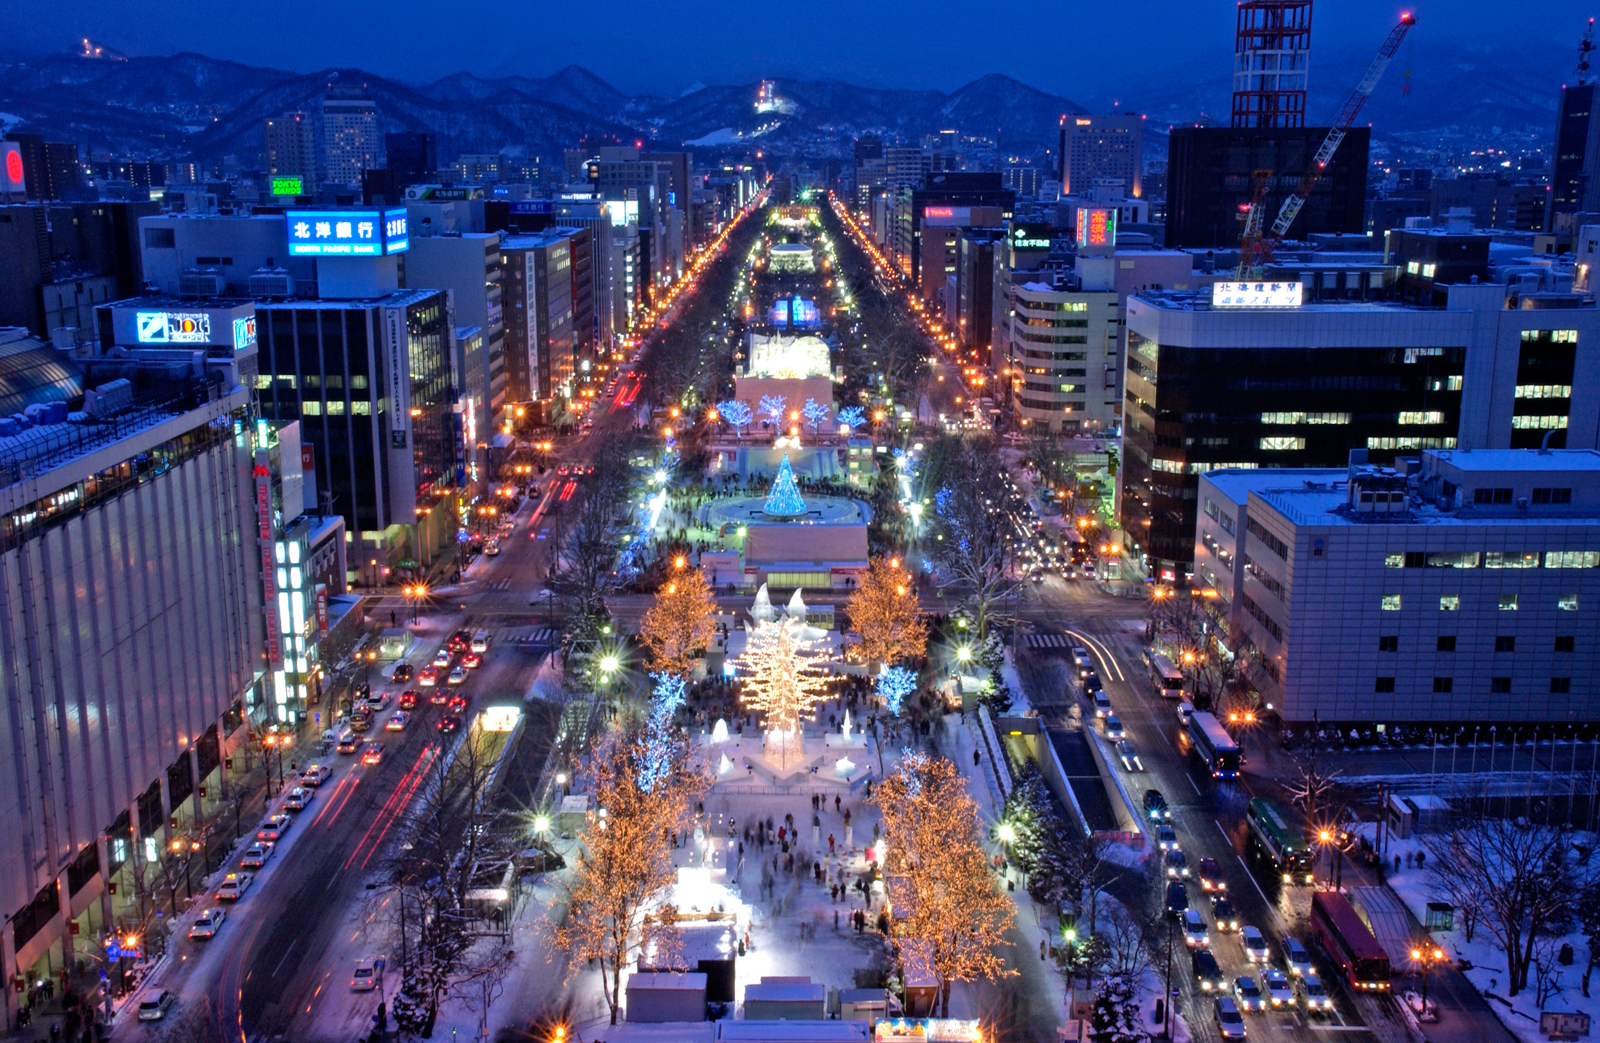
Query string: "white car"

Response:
xmin=215 ymin=872 xmax=253 ymax=901
xmin=447 ymin=665 xmax=467 ymax=686
xmin=388 ymin=710 xmax=410 ymax=730
xmin=301 ymin=763 xmax=332 ymax=786
xmin=433 ymin=648 xmax=453 ymax=668
xmin=1104 ymin=713 xmax=1125 ymax=740
xmin=1157 ymin=825 xmax=1179 ymax=851
xmin=1284 ymin=936 xmax=1313 ymax=977
xmin=1241 ymin=925 xmax=1270 ymax=963
xmin=239 ymin=842 xmax=274 ymax=869
xmin=137 ymin=991 xmax=175 ymax=1021
xmin=352 ymin=956 xmax=381 ymax=992
xmin=1183 ymin=909 xmax=1209 ymax=948
xmin=1233 ymin=975 xmax=1265 ymax=1013
xmin=1261 ymin=968 xmax=1294 ymax=1008
xmin=283 ymin=786 xmax=313 ymax=810
xmin=1297 ymin=972 xmax=1333 ymax=1012
xmin=188 ymin=907 xmax=225 ymax=939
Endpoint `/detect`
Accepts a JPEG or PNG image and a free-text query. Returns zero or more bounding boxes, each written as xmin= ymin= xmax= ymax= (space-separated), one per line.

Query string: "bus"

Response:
xmin=1186 ymin=711 xmax=1240 ymax=778
xmin=1246 ymin=798 xmax=1315 ymax=885
xmin=1146 ymin=652 xmax=1186 ymax=698
xmin=1310 ymin=891 xmax=1392 ymax=991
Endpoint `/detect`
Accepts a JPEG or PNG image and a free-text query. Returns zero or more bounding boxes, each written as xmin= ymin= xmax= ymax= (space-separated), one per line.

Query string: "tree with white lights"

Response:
xmin=758 ymin=393 xmax=788 ymax=429
xmin=801 ymin=397 xmax=832 ymax=436
xmin=837 ymin=406 xmax=866 ymax=435
xmin=640 ymin=568 xmax=717 ymax=677
xmin=734 ymin=610 xmax=831 ymax=768
xmin=876 ymin=665 xmax=917 ymax=716
xmin=716 ymin=399 xmax=752 ymax=438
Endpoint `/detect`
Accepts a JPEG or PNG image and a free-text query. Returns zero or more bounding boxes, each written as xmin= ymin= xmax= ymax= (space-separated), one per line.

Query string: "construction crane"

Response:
xmin=1268 ymin=11 xmax=1417 ymax=242
xmin=1235 ymin=169 xmax=1275 ymax=278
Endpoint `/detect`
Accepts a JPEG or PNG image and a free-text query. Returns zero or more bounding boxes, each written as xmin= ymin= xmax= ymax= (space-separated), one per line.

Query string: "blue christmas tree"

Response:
xmin=876 ymin=665 xmax=917 ymax=716
xmin=764 ymin=454 xmax=806 ymax=517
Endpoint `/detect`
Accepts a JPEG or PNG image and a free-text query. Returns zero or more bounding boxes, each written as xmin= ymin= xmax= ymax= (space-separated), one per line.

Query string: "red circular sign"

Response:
xmin=4 ymin=151 xmax=22 ymax=185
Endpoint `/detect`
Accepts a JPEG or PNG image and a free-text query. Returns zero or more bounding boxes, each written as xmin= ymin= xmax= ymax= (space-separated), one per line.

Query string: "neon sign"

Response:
xmin=233 ymin=316 xmax=257 ymax=353
xmin=1211 ymin=281 xmax=1305 ymax=308
xmin=285 ymin=208 xmax=409 ymax=256
xmin=1077 ymin=208 xmax=1115 ymax=250
xmin=269 ymin=176 xmax=303 ymax=196
xmin=136 ymin=311 xmax=211 ymax=344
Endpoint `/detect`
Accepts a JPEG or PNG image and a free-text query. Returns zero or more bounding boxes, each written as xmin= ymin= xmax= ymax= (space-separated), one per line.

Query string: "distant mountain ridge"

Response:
xmin=0 ymin=49 xmax=1088 ymax=165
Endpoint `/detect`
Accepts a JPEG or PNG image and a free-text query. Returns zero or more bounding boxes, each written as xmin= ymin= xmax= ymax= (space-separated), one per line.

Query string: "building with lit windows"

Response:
xmin=264 ymin=111 xmax=317 ymax=186
xmin=501 ymin=231 xmax=577 ymax=413
xmin=1196 ymin=449 xmax=1600 ymax=725
xmin=998 ymin=279 xmax=1118 ymax=434
xmin=1057 ymin=114 xmax=1144 ymax=197
xmin=1121 ymin=282 xmax=1600 ymax=584
xmin=322 ymin=87 xmax=381 ymax=187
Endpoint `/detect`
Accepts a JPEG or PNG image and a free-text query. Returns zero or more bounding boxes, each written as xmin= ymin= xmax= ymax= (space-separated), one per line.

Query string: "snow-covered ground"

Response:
xmin=1358 ymin=823 xmax=1600 ymax=1043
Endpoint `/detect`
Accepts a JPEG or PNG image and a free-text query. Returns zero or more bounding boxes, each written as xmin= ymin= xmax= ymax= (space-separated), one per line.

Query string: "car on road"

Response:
xmin=1103 ymin=713 xmax=1125 ymax=740
xmin=462 ymin=652 xmax=482 ymax=669
xmin=1085 ymin=673 xmax=1105 ymax=697
xmin=1143 ymin=789 xmax=1171 ymax=822
xmin=1233 ymin=975 xmax=1265 ymax=1013
xmin=1261 ymin=968 xmax=1294 ymax=1008
xmin=398 ymin=689 xmax=420 ymax=710
xmin=1296 ymin=972 xmax=1333 ymax=1012
xmin=1183 ymin=909 xmax=1209 ymax=948
xmin=447 ymin=630 xmax=471 ymax=653
xmin=1070 ymin=648 xmax=1093 ymax=677
xmin=418 ymin=666 xmax=439 ymax=687
xmin=448 ymin=665 xmax=467 ymax=685
xmin=433 ymin=648 xmax=453 ymax=668
xmin=283 ymin=786 xmax=314 ymax=810
xmin=447 ymin=694 xmax=467 ymax=713
xmin=1156 ymin=824 xmax=1178 ymax=851
xmin=437 ymin=714 xmax=461 ymax=733
xmin=300 ymin=763 xmax=332 ymax=786
xmin=1212 ymin=896 xmax=1239 ymax=932
xmin=215 ymin=872 xmax=253 ymax=901
xmin=137 ymin=991 xmax=175 ymax=1021
xmin=189 ymin=907 xmax=225 ymax=939
xmin=364 ymin=688 xmax=388 ymax=709
xmin=1166 ymin=881 xmax=1189 ymax=916
xmin=1177 ymin=701 xmax=1195 ymax=725
xmin=256 ymin=813 xmax=291 ymax=841
xmin=485 ymin=541 xmax=501 ymax=557
xmin=391 ymin=663 xmax=413 ymax=683
xmin=387 ymin=711 xmax=409 ymax=731
xmin=1192 ymin=949 xmax=1227 ymax=993
xmin=361 ymin=741 xmax=384 ymax=766
xmin=470 ymin=631 xmax=490 ymax=653
xmin=240 ymin=842 xmax=274 ymax=868
xmin=1241 ymin=925 xmax=1270 ymax=963
xmin=1116 ymin=741 xmax=1143 ymax=772
xmin=1214 ymin=996 xmax=1247 ymax=1039
xmin=1284 ymin=936 xmax=1313 ymax=977
xmin=351 ymin=957 xmax=380 ymax=992
xmin=1198 ymin=857 xmax=1227 ymax=892
xmin=1165 ymin=849 xmax=1190 ymax=879
xmin=429 ymin=689 xmax=449 ymax=705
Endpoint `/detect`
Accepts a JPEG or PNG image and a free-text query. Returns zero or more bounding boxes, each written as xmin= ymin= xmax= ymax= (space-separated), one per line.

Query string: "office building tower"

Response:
xmin=1197 ymin=449 xmax=1600 ymax=724
xmin=1546 ymin=79 xmax=1600 ymax=232
xmin=403 ymin=230 xmax=507 ymax=428
xmin=322 ymin=87 xmax=380 ymax=187
xmin=385 ymin=132 xmax=437 ymax=184
xmin=898 ymin=173 xmax=1014 ymax=301
xmin=456 ymin=153 xmax=501 ymax=182
xmin=1 ymin=135 xmax=76 ymax=200
xmin=264 ymin=111 xmax=318 ymax=185
xmin=997 ymin=276 xmax=1119 ymax=435
xmin=884 ymin=148 xmax=927 ymax=194
xmin=1164 ymin=125 xmax=1368 ymax=247
xmin=1057 ymin=115 xmax=1144 ymax=197
xmin=1120 ymin=283 xmax=1600 ymax=584
xmin=502 ymin=231 xmax=578 ymax=410
xmin=0 ymin=325 xmax=262 ymax=1021
xmin=1429 ymin=178 xmax=1545 ymax=232
xmin=1232 ymin=0 xmax=1312 ymax=129
xmin=642 ymin=151 xmax=693 ymax=248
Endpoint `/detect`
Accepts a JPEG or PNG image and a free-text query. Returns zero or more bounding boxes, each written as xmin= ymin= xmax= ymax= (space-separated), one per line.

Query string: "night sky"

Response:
xmin=0 ymin=0 xmax=1592 ymax=99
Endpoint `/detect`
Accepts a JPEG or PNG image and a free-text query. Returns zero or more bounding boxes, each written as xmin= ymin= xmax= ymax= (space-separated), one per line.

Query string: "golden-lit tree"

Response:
xmin=734 ymin=614 xmax=831 ymax=767
xmin=552 ymin=731 xmax=704 ymax=1024
xmin=640 ymin=568 xmax=718 ymax=676
xmin=846 ymin=557 xmax=927 ymax=669
xmin=875 ymin=753 xmax=1016 ymax=1016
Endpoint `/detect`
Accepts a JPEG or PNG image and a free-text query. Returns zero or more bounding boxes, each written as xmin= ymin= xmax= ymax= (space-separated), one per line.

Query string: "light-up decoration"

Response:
xmin=1076 ymin=207 xmax=1115 ymax=252
xmin=638 ymin=672 xmax=687 ymax=793
xmin=745 ymin=334 xmax=832 ymax=379
xmin=269 ymin=176 xmax=303 ymax=197
xmin=480 ymin=706 xmax=522 ymax=732
xmin=137 ymin=311 xmax=211 ymax=344
xmin=877 ymin=665 xmax=917 ymax=716
xmin=763 ymin=455 xmax=806 ymax=517
xmin=1211 ymin=281 xmax=1305 ymax=308
xmin=285 ymin=207 xmax=409 ymax=256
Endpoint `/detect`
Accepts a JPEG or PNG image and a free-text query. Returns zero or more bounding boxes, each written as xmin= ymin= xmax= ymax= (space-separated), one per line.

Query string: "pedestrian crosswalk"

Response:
xmin=1026 ymin=633 xmax=1072 ymax=650
xmin=500 ymin=627 xmax=557 ymax=646
xmin=484 ymin=579 xmax=513 ymax=592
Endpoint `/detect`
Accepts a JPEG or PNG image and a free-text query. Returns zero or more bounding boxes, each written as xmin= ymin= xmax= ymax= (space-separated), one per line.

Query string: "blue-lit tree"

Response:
xmin=801 ymin=398 xmax=832 ymax=436
xmin=764 ymin=455 xmax=806 ymax=516
xmin=837 ymin=406 xmax=865 ymax=435
xmin=638 ymin=672 xmax=688 ymax=794
xmin=758 ymin=393 xmax=788 ymax=428
xmin=717 ymin=399 xmax=752 ymax=437
xmin=876 ymin=665 xmax=918 ymax=716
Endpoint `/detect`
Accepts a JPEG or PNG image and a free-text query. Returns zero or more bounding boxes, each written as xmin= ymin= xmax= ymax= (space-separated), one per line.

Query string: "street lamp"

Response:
xmin=1410 ymin=944 xmax=1444 ymax=1014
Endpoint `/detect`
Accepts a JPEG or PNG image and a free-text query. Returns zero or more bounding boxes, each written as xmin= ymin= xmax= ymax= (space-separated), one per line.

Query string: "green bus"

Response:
xmin=1246 ymin=798 xmax=1314 ymax=885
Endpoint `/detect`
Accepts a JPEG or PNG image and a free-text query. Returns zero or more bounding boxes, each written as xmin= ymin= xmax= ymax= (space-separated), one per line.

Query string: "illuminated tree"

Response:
xmin=553 ymin=731 xmax=704 ymax=1024
xmin=927 ymin=437 xmax=1024 ymax=641
xmin=639 ymin=673 xmax=687 ymax=794
xmin=876 ymin=666 xmax=917 ymax=716
xmin=758 ymin=393 xmax=787 ymax=426
xmin=764 ymin=455 xmax=806 ymax=517
xmin=846 ymin=556 xmax=927 ymax=669
xmin=734 ymin=611 xmax=831 ymax=767
xmin=875 ymin=753 xmax=1016 ymax=1016
xmin=717 ymin=399 xmax=752 ymax=437
xmin=801 ymin=397 xmax=832 ymax=436
xmin=639 ymin=568 xmax=717 ymax=677
xmin=837 ymin=406 xmax=866 ymax=435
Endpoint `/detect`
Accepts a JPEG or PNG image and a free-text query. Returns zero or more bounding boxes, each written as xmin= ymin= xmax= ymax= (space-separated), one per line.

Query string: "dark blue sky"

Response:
xmin=0 ymin=0 xmax=1590 ymax=98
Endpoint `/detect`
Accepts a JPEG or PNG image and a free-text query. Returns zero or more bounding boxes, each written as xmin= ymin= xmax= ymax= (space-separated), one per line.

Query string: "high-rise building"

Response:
xmin=322 ymin=87 xmax=380 ymax=187
xmin=899 ymin=173 xmax=1014 ymax=302
xmin=1546 ymin=80 xmax=1600 ymax=232
xmin=1164 ymin=126 xmax=1368 ymax=248
xmin=502 ymin=231 xmax=578 ymax=410
xmin=1057 ymin=115 xmax=1144 ymax=197
xmin=264 ymin=111 xmax=318 ymax=185
xmin=385 ymin=132 xmax=437 ymax=184
xmin=642 ymin=151 xmax=693 ymax=248
xmin=1119 ymin=283 xmax=1600 ymax=583
xmin=1 ymin=134 xmax=76 ymax=200
xmin=884 ymin=148 xmax=927 ymax=194
xmin=1231 ymin=0 xmax=1312 ymax=129
xmin=403 ymin=230 xmax=507 ymax=428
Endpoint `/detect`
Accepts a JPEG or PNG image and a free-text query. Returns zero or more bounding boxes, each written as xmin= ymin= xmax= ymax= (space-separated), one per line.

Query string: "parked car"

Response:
xmin=1214 ymin=996 xmax=1248 ymax=1039
xmin=137 ymin=991 xmax=175 ymax=1021
xmin=215 ymin=872 xmax=253 ymax=901
xmin=256 ymin=813 xmax=291 ymax=841
xmin=1199 ymin=857 xmax=1227 ymax=892
xmin=189 ymin=907 xmax=225 ymax=939
xmin=1192 ymin=950 xmax=1227 ymax=992
xmin=391 ymin=663 xmax=413 ymax=683
xmin=364 ymin=688 xmax=388 ymax=709
xmin=351 ymin=957 xmax=380 ymax=992
xmin=239 ymin=842 xmax=274 ymax=869
xmin=283 ymin=786 xmax=313 ymax=810
xmin=1117 ymin=741 xmax=1143 ymax=772
xmin=1241 ymin=925 xmax=1270 ymax=963
xmin=300 ymin=763 xmax=332 ymax=786
xmin=1183 ymin=909 xmax=1209 ymax=948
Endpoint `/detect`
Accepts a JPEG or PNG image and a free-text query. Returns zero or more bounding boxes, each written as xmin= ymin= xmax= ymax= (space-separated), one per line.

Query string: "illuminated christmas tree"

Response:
xmin=764 ymin=454 xmax=806 ymax=517
xmin=734 ymin=592 xmax=831 ymax=769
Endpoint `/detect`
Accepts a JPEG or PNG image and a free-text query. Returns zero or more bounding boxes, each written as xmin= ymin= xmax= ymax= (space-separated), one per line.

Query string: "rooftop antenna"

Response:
xmin=1578 ymin=18 xmax=1596 ymax=85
